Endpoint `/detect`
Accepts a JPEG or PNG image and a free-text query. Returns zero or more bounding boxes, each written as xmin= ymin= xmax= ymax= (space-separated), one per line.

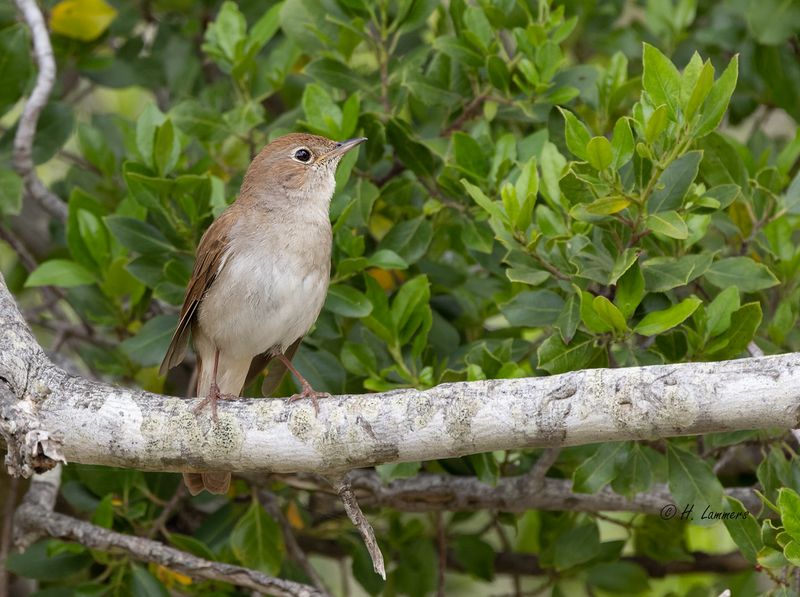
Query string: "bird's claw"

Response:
xmin=194 ymin=382 xmax=237 ymax=423
xmin=288 ymin=384 xmax=329 ymax=414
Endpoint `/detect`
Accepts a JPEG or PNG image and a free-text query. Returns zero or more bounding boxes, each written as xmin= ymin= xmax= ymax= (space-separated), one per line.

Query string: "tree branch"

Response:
xmin=12 ymin=0 xmax=68 ymax=222
xmin=344 ymin=470 xmax=761 ymax=515
xmin=1 ymin=271 xmax=799 ymax=478
xmin=13 ymin=466 xmax=321 ymax=597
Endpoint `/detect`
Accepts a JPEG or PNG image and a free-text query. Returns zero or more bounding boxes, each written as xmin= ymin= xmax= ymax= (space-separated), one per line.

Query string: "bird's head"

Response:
xmin=241 ymin=133 xmax=367 ymax=206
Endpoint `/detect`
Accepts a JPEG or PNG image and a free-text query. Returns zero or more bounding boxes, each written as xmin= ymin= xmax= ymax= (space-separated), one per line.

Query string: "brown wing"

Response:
xmin=242 ymin=337 xmax=303 ymax=396
xmin=159 ymin=209 xmax=237 ymax=376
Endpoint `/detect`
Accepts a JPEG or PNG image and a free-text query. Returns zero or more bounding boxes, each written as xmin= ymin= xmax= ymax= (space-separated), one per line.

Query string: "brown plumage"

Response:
xmin=160 ymin=133 xmax=366 ymax=495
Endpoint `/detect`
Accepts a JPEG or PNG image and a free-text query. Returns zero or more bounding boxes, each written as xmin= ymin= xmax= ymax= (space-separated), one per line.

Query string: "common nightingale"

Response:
xmin=159 ymin=133 xmax=367 ymax=495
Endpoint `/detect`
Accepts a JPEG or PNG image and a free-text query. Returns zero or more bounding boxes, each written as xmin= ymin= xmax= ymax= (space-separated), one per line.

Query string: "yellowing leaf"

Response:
xmin=286 ymin=501 xmax=304 ymax=529
xmin=585 ymin=195 xmax=631 ymax=215
xmin=50 ymin=0 xmax=117 ymax=42
xmin=154 ymin=564 xmax=192 ymax=587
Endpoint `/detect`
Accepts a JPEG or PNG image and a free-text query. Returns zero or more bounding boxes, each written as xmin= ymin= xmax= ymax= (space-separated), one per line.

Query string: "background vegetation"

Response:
xmin=1 ymin=0 xmax=800 ymax=594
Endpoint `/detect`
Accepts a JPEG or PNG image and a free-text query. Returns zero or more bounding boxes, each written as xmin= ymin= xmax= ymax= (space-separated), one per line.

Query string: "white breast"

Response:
xmin=197 ymin=222 xmax=331 ymax=359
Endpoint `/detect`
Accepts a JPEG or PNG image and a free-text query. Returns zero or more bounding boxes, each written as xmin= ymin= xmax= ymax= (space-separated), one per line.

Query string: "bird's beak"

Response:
xmin=322 ymin=137 xmax=368 ymax=161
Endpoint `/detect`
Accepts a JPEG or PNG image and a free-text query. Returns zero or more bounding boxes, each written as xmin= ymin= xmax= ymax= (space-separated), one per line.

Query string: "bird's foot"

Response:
xmin=194 ymin=382 xmax=237 ymax=423
xmin=288 ymin=383 xmax=329 ymax=415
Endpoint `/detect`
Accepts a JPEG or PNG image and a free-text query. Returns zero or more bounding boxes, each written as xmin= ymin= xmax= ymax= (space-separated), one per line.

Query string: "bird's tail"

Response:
xmin=183 ymin=349 xmax=247 ymax=496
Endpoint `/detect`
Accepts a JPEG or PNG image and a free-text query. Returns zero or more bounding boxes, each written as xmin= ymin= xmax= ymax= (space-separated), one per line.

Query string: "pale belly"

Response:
xmin=196 ymin=247 xmax=330 ymax=359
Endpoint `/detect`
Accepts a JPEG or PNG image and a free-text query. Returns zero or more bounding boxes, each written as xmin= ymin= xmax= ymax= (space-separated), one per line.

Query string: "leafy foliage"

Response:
xmin=1 ymin=0 xmax=800 ymax=594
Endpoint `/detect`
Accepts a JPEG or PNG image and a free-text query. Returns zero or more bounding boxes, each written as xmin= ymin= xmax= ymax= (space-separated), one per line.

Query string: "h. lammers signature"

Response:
xmin=660 ymin=503 xmax=750 ymax=521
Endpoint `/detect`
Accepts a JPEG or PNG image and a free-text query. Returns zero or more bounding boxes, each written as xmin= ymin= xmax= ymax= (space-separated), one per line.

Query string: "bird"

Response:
xmin=159 ymin=133 xmax=367 ymax=496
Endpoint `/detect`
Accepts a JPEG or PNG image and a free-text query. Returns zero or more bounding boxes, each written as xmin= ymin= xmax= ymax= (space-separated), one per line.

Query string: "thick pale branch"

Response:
xmin=11 ymin=0 xmax=67 ymax=221
xmin=1 ymin=271 xmax=800 ymax=476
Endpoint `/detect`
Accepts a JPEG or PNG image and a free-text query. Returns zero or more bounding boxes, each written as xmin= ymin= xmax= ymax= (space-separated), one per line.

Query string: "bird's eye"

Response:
xmin=294 ymin=148 xmax=312 ymax=163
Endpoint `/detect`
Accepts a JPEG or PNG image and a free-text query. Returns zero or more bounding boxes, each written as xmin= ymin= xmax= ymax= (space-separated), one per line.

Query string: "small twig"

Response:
xmin=147 ymin=484 xmax=186 ymax=539
xmin=259 ymin=490 xmax=330 ymax=595
xmin=528 ymin=448 xmax=560 ymax=487
xmin=330 ymin=476 xmax=385 ymax=580
xmin=442 ymin=93 xmax=488 ymax=136
xmin=13 ymin=467 xmax=321 ymax=597
xmin=11 ymin=0 xmax=67 ymax=222
xmin=0 ymin=474 xmax=20 ymax=597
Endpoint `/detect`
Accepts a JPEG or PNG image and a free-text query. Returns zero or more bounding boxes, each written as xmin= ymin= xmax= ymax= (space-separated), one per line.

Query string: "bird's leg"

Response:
xmin=276 ymin=353 xmax=329 ymax=414
xmin=194 ymin=349 xmax=237 ymax=423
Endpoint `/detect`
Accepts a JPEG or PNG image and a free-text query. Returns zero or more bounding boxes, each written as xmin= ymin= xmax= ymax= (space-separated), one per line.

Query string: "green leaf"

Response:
xmin=391 ymin=275 xmax=431 ymax=336
xmin=580 ymin=290 xmax=612 ymax=333
xmin=723 ymin=497 xmax=762 ymax=565
xmin=642 ymin=43 xmax=682 ymax=119
xmin=685 ymin=60 xmax=714 ymax=120
xmin=615 ymin=261 xmax=645 ymax=319
xmin=105 ymin=216 xmax=176 ymax=254
xmin=244 ymin=2 xmax=283 ymax=61
xmin=559 ymin=107 xmax=591 ymax=161
xmin=695 ymin=55 xmax=739 ymax=138
xmin=202 ymin=1 xmax=246 ymax=67
xmin=555 ymin=292 xmax=580 ymax=343
xmin=667 ymin=444 xmax=725 ymax=518
xmin=706 ymin=286 xmax=740 ymax=337
xmin=645 ymin=104 xmax=668 ymax=144
xmin=553 ymin=524 xmax=601 ymax=570
xmin=646 ymin=210 xmax=688 ymax=239
xmin=592 ymin=296 xmax=628 ymax=333
xmin=463 ymin=179 xmax=506 ymax=223
xmin=386 ymin=118 xmax=442 ymax=179
xmin=586 ymin=136 xmax=613 ymax=171
xmin=5 ymin=540 xmax=91 ymax=581
xmin=0 ymin=25 xmax=32 ymax=116
xmin=467 ymin=452 xmax=499 ymax=487
xmin=0 ymin=167 xmax=23 ymax=215
xmin=573 ymin=442 xmax=627 ymax=493
xmin=325 ymin=285 xmax=373 ymax=318
xmin=635 ymin=297 xmax=701 ymax=336
xmin=130 ymin=564 xmax=168 ymax=597
xmin=641 ymin=254 xmax=712 ymax=292
xmin=611 ymin=443 xmax=654 ymax=497
xmin=375 ymin=461 xmax=420 ymax=483
xmin=366 ymin=249 xmax=407 ymax=270
xmin=705 ymin=302 xmax=762 ymax=360
xmin=537 ymin=331 xmax=606 ymax=374
xmin=539 ymin=142 xmax=567 ymax=208
xmin=611 ymin=117 xmax=634 ymax=169
xmin=487 ymin=55 xmax=510 ymax=93
xmin=780 ymin=488 xmax=800 ymax=544
xmin=452 ymin=132 xmax=489 ymax=180
xmin=647 ymin=151 xmax=702 ymax=213
xmin=167 ymin=534 xmax=216 ymax=561
xmin=153 ymin=119 xmax=180 ymax=176
xmin=302 ymin=83 xmax=342 ymax=137
xmin=453 ymin=536 xmax=495 ymax=581
xmin=705 ymin=257 xmax=779 ymax=293
xmin=500 ymin=290 xmax=564 ymax=327
xmin=376 ymin=216 xmax=433 ymax=265
xmin=120 ymin=314 xmax=178 ymax=367
xmin=506 ymin=266 xmax=549 ymax=286
xmin=25 ymin=260 xmax=96 ymax=288
xmin=135 ymin=104 xmax=167 ymax=169
xmin=588 ymin=562 xmax=649 ymax=594
xmin=230 ymin=500 xmax=284 ymax=575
